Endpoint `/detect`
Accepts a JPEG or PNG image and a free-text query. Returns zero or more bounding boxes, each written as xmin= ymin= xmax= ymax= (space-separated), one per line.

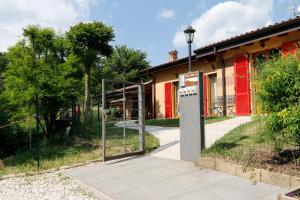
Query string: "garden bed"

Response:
xmin=203 ymin=120 xmax=300 ymax=177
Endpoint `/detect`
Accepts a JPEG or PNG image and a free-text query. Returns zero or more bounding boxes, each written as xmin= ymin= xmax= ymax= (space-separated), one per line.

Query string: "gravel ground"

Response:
xmin=0 ymin=172 xmax=99 ymax=200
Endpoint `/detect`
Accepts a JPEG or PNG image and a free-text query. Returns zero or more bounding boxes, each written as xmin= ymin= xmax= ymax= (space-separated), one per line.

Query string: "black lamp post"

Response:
xmin=184 ymin=25 xmax=196 ymax=72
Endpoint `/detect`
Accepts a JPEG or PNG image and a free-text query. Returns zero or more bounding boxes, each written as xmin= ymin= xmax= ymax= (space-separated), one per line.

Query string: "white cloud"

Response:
xmin=157 ymin=9 xmax=175 ymax=20
xmin=0 ymin=0 xmax=96 ymax=51
xmin=173 ymin=0 xmax=273 ymax=49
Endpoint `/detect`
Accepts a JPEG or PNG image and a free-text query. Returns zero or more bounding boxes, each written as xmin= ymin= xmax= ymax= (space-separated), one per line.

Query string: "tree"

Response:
xmin=4 ymin=25 xmax=83 ymax=139
xmin=66 ymin=21 xmax=114 ymax=112
xmin=0 ymin=52 xmax=8 ymax=89
xmin=91 ymin=45 xmax=150 ymax=94
xmin=105 ymin=45 xmax=150 ymax=81
xmin=0 ymin=52 xmax=12 ymax=157
xmin=0 ymin=52 xmax=8 ymax=74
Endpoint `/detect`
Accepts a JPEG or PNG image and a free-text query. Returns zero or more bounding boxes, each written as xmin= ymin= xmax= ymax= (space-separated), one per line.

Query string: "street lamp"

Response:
xmin=184 ymin=25 xmax=196 ymax=72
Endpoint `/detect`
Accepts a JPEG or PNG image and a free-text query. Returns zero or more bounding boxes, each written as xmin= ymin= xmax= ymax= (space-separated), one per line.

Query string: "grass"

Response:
xmin=203 ymin=120 xmax=262 ymax=157
xmin=145 ymin=116 xmax=232 ymax=127
xmin=0 ymin=121 xmax=159 ymax=176
xmin=203 ymin=119 xmax=300 ymax=176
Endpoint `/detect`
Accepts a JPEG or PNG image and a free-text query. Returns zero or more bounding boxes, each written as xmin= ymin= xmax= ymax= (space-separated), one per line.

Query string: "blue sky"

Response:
xmin=0 ymin=0 xmax=298 ymax=66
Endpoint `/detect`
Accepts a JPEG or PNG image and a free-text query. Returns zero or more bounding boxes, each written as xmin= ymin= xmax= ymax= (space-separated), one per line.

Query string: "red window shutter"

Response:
xmin=203 ymin=75 xmax=208 ymax=116
xmin=164 ymin=82 xmax=172 ymax=118
xmin=234 ymin=55 xmax=251 ymax=116
xmin=281 ymin=41 xmax=299 ymax=56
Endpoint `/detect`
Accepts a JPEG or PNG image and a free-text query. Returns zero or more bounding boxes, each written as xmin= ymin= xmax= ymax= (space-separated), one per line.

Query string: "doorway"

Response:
xmin=208 ymin=74 xmax=217 ymax=115
xmin=172 ymin=81 xmax=179 ymax=118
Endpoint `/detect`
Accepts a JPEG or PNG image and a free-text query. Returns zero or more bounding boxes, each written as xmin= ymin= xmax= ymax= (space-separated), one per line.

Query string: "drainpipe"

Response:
xmin=214 ymin=46 xmax=227 ymax=116
xmin=152 ymin=77 xmax=156 ymax=119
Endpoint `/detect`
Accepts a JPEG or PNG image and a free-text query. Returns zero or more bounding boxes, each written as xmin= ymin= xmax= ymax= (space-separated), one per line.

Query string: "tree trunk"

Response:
xmin=49 ymin=112 xmax=56 ymax=138
xmin=43 ymin=114 xmax=51 ymax=139
xmin=84 ymin=65 xmax=92 ymax=112
xmin=43 ymin=113 xmax=55 ymax=140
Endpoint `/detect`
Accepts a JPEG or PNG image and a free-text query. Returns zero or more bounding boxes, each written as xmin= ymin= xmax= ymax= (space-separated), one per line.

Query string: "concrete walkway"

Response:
xmin=64 ymin=156 xmax=287 ymax=200
xmin=116 ymin=116 xmax=251 ymax=160
xmin=63 ymin=117 xmax=286 ymax=200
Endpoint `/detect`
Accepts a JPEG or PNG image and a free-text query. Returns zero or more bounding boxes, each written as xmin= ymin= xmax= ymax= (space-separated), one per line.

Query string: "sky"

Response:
xmin=0 ymin=0 xmax=298 ymax=66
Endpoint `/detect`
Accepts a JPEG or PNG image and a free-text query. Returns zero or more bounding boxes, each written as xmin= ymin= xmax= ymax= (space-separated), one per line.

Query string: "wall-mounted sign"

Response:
xmin=179 ymin=86 xmax=197 ymax=96
xmin=179 ymin=71 xmax=199 ymax=96
xmin=184 ymin=71 xmax=199 ymax=87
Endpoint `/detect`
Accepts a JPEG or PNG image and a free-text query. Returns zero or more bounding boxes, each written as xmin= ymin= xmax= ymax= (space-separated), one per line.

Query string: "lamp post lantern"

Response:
xmin=184 ymin=25 xmax=196 ymax=72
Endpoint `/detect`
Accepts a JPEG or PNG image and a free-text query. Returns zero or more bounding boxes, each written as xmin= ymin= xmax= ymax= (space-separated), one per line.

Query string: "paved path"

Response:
xmin=64 ymin=156 xmax=287 ymax=200
xmin=64 ymin=117 xmax=285 ymax=200
xmin=116 ymin=116 xmax=251 ymax=160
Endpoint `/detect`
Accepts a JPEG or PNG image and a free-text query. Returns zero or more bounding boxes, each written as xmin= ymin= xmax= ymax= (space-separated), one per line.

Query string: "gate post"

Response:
xmin=122 ymin=84 xmax=127 ymax=154
xmin=179 ymin=71 xmax=205 ymax=161
xmin=35 ymin=94 xmax=40 ymax=171
xmin=138 ymin=83 xmax=145 ymax=152
xmin=199 ymin=72 xmax=205 ymax=151
xmin=101 ymin=79 xmax=106 ymax=161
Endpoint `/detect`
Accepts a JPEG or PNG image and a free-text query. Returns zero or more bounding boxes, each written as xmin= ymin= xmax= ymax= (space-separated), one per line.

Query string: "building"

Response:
xmin=141 ymin=17 xmax=300 ymax=119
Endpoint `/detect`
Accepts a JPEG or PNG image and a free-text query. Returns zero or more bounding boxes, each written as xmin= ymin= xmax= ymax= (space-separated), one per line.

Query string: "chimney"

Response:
xmin=168 ymin=50 xmax=178 ymax=62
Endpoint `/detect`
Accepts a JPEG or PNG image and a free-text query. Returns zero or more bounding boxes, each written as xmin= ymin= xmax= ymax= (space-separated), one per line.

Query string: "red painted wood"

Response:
xmin=281 ymin=41 xmax=299 ymax=56
xmin=164 ymin=82 xmax=172 ymax=118
xmin=234 ymin=55 xmax=251 ymax=116
xmin=203 ymin=74 xmax=208 ymax=116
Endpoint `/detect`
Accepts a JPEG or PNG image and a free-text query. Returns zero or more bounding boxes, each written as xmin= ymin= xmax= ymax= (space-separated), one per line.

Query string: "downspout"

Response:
xmin=214 ymin=46 xmax=227 ymax=116
xmin=152 ymin=77 xmax=156 ymax=119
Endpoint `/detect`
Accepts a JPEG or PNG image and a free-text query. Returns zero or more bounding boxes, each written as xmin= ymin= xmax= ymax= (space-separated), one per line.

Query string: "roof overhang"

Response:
xmin=195 ymin=17 xmax=300 ymax=58
xmin=142 ymin=17 xmax=300 ymax=75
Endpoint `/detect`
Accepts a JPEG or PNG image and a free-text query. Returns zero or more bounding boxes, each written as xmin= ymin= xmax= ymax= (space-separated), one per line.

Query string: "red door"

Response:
xmin=164 ymin=82 xmax=172 ymax=118
xmin=203 ymin=74 xmax=208 ymax=116
xmin=234 ymin=55 xmax=251 ymax=115
xmin=281 ymin=41 xmax=299 ymax=56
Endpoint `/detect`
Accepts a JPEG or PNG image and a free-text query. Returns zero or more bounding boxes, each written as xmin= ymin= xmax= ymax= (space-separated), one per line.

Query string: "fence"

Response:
xmin=101 ymin=79 xmax=145 ymax=161
xmin=203 ymin=74 xmax=300 ymax=177
xmin=0 ymin=96 xmax=41 ymax=172
xmin=0 ymin=95 xmax=92 ymax=174
xmin=0 ymin=79 xmax=148 ymax=174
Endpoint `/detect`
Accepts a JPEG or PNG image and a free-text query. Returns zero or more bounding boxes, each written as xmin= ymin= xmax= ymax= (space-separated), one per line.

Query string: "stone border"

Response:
xmin=0 ymin=159 xmax=102 ymax=181
xmin=197 ymin=156 xmax=300 ymax=189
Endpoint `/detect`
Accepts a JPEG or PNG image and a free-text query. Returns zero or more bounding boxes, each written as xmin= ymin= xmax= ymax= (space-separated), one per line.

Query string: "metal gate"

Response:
xmin=101 ymin=79 xmax=145 ymax=161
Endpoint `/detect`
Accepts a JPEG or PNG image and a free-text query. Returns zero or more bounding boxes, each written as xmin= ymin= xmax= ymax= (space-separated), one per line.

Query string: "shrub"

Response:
xmin=257 ymin=54 xmax=300 ymax=150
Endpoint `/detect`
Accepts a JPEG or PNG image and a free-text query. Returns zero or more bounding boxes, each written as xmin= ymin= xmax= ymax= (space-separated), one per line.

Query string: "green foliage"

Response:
xmin=66 ymin=22 xmax=115 ymax=111
xmin=257 ymin=55 xmax=300 ymax=112
xmin=0 ymin=51 xmax=9 ymax=122
xmin=0 ymin=95 xmax=13 ymax=158
xmin=257 ymin=54 xmax=300 ymax=150
xmin=4 ymin=25 xmax=83 ymax=137
xmin=0 ymin=52 xmax=8 ymax=75
xmin=0 ymin=21 xmax=154 ymax=166
xmin=92 ymin=45 xmax=150 ymax=94
xmin=0 ymin=52 xmax=15 ymax=158
xmin=103 ymin=45 xmax=150 ymax=82
xmin=67 ymin=22 xmax=114 ymax=62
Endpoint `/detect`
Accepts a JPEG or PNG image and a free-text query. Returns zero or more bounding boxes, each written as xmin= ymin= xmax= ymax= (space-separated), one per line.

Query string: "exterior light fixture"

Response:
xmin=184 ymin=25 xmax=196 ymax=72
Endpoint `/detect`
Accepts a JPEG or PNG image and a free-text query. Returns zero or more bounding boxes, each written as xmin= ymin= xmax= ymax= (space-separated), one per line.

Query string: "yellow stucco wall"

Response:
xmin=152 ymin=30 xmax=300 ymax=118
